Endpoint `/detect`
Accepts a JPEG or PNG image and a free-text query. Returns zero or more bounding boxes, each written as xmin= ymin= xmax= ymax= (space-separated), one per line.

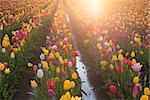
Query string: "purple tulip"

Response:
xmin=131 ymin=63 xmax=142 ymax=72
xmin=48 ymin=89 xmax=55 ymax=97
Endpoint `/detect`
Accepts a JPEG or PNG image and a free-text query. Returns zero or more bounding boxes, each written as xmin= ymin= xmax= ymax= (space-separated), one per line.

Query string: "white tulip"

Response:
xmin=37 ymin=69 xmax=44 ymax=79
xmin=40 ymin=53 xmax=45 ymax=60
xmin=10 ymin=52 xmax=15 ymax=59
xmin=2 ymin=48 xmax=6 ymax=53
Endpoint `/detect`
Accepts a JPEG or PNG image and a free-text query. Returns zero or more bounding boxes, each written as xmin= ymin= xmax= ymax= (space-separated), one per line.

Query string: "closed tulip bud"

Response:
xmin=10 ymin=52 xmax=15 ymax=59
xmin=68 ymin=61 xmax=73 ymax=67
xmin=0 ymin=63 xmax=5 ymax=71
xmin=71 ymin=81 xmax=75 ymax=88
xmin=27 ymin=63 xmax=33 ymax=68
xmin=2 ymin=48 xmax=6 ymax=53
xmin=140 ymin=95 xmax=148 ymax=100
xmin=56 ymin=67 xmax=60 ymax=74
xmin=133 ymin=76 xmax=139 ymax=84
xmin=40 ymin=53 xmax=45 ymax=60
xmin=30 ymin=80 xmax=38 ymax=89
xmin=109 ymin=85 xmax=117 ymax=94
xmin=55 ymin=52 xmax=60 ymax=59
xmin=110 ymin=64 xmax=114 ymax=70
xmin=37 ymin=69 xmax=44 ymax=79
xmin=131 ymin=51 xmax=135 ymax=57
xmin=72 ymin=72 xmax=77 ymax=79
xmin=49 ymin=52 xmax=55 ymax=59
xmin=43 ymin=49 xmax=49 ymax=56
xmin=65 ymin=91 xmax=71 ymax=100
xmin=144 ymin=87 xmax=150 ymax=95
xmin=33 ymin=65 xmax=38 ymax=73
xmin=118 ymin=54 xmax=124 ymax=62
xmin=112 ymin=55 xmax=117 ymax=61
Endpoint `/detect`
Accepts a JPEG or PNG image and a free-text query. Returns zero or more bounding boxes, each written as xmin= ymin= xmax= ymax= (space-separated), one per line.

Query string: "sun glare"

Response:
xmin=83 ymin=0 xmax=103 ymax=16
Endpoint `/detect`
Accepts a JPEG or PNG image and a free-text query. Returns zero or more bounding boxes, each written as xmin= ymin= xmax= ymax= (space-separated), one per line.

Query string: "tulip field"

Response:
xmin=0 ymin=0 xmax=149 ymax=100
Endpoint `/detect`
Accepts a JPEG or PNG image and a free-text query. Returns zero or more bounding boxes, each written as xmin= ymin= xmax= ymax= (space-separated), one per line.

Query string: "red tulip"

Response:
xmin=132 ymin=87 xmax=139 ymax=95
xmin=73 ymin=51 xmax=79 ymax=57
xmin=109 ymin=85 xmax=117 ymax=94
xmin=115 ymin=66 xmax=124 ymax=73
xmin=47 ymin=79 xmax=55 ymax=90
xmin=123 ymin=58 xmax=128 ymax=64
xmin=107 ymin=80 xmax=111 ymax=85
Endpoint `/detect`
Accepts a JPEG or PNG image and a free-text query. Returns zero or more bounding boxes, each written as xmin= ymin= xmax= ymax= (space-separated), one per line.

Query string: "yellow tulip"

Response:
xmin=49 ymin=53 xmax=55 ymax=59
xmin=132 ymin=59 xmax=137 ymax=65
xmin=100 ymin=60 xmax=107 ymax=66
xmin=55 ymin=52 xmax=60 ymax=59
xmin=144 ymin=87 xmax=150 ymax=95
xmin=56 ymin=67 xmax=61 ymax=74
xmin=43 ymin=49 xmax=49 ymax=56
xmin=65 ymin=91 xmax=71 ymax=100
xmin=118 ymin=49 xmax=123 ymax=54
xmin=4 ymin=68 xmax=10 ymax=74
xmin=0 ymin=63 xmax=5 ymax=71
xmin=110 ymin=64 xmax=114 ymax=70
xmin=112 ymin=55 xmax=117 ymax=61
xmin=118 ymin=54 xmax=124 ymax=62
xmin=133 ymin=76 xmax=139 ymax=84
xmin=30 ymin=80 xmax=38 ymax=89
xmin=131 ymin=51 xmax=135 ymax=57
xmin=140 ymin=95 xmax=149 ymax=100
xmin=72 ymin=72 xmax=78 ymax=79
xmin=27 ymin=63 xmax=33 ymax=68
xmin=71 ymin=81 xmax=75 ymax=88
xmin=42 ymin=61 xmax=49 ymax=70
xmin=64 ymin=80 xmax=72 ymax=90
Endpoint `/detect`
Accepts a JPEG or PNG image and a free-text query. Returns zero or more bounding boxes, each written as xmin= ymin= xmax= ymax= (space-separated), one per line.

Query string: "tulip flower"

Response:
xmin=10 ymin=52 xmax=15 ymax=59
xmin=112 ymin=55 xmax=117 ymax=61
xmin=133 ymin=76 xmax=139 ymax=84
xmin=55 ymin=52 xmax=60 ymax=59
xmin=42 ymin=61 xmax=48 ymax=70
xmin=4 ymin=68 xmax=10 ymax=74
xmin=132 ymin=86 xmax=139 ymax=95
xmin=0 ymin=63 xmax=5 ymax=71
xmin=61 ymin=69 xmax=66 ymax=77
xmin=37 ymin=69 xmax=44 ymax=79
xmin=68 ymin=61 xmax=73 ymax=67
xmin=115 ymin=66 xmax=124 ymax=73
xmin=43 ymin=49 xmax=49 ymax=56
xmin=100 ymin=60 xmax=107 ymax=66
xmin=40 ymin=53 xmax=45 ymax=60
xmin=109 ymin=85 xmax=117 ymax=94
xmin=72 ymin=72 xmax=78 ymax=79
xmin=64 ymin=80 xmax=72 ymax=90
xmin=27 ymin=63 xmax=33 ymax=68
xmin=131 ymin=63 xmax=142 ymax=72
xmin=33 ymin=65 xmax=38 ymax=73
xmin=48 ymin=89 xmax=55 ymax=97
xmin=56 ymin=67 xmax=61 ymax=74
xmin=2 ymin=48 xmax=6 ymax=53
xmin=131 ymin=51 xmax=135 ymax=57
xmin=49 ymin=52 xmax=55 ymax=59
xmin=65 ymin=91 xmax=71 ymax=100
xmin=140 ymin=95 xmax=149 ymax=100
xmin=73 ymin=51 xmax=79 ymax=57
xmin=144 ymin=87 xmax=150 ymax=95
xmin=71 ymin=81 xmax=75 ymax=88
xmin=131 ymin=59 xmax=137 ymax=65
xmin=30 ymin=80 xmax=38 ymax=89
xmin=109 ymin=64 xmax=114 ymax=70
xmin=118 ymin=54 xmax=124 ymax=62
